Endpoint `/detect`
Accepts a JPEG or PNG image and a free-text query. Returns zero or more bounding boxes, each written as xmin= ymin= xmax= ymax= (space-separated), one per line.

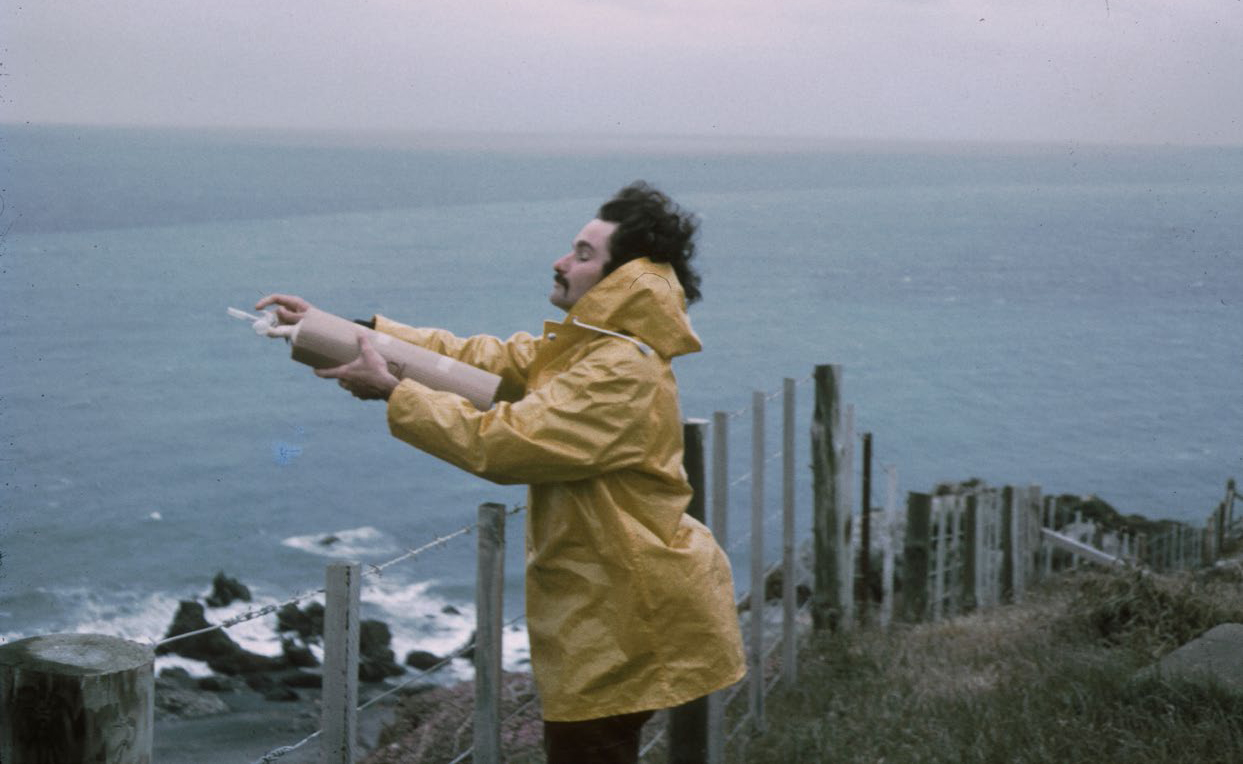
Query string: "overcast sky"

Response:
xmin=6 ymin=0 xmax=1242 ymax=145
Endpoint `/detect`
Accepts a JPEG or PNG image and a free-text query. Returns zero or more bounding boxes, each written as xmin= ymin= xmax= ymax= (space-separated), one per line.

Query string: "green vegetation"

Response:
xmin=735 ymin=564 xmax=1243 ymax=764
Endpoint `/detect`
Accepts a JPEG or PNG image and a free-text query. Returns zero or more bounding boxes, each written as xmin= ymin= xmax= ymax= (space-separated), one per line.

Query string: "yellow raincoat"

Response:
xmin=376 ymin=257 xmax=746 ymax=721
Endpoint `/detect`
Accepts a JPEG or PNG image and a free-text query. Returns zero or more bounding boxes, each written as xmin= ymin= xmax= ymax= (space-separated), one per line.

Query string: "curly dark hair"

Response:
xmin=597 ymin=181 xmax=702 ymax=304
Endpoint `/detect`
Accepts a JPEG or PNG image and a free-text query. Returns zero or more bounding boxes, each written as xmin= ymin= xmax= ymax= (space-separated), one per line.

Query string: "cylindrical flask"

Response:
xmin=289 ymin=308 xmax=500 ymax=410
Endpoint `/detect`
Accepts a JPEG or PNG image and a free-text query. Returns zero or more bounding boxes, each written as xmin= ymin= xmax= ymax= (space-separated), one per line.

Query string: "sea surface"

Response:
xmin=1 ymin=124 xmax=1240 ymax=675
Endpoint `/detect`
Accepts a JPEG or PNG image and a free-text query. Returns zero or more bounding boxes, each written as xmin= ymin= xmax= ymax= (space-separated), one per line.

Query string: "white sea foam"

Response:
xmin=362 ymin=576 xmax=530 ymax=682
xmin=281 ymin=526 xmax=399 ymax=559
xmin=155 ymin=654 xmax=214 ymax=677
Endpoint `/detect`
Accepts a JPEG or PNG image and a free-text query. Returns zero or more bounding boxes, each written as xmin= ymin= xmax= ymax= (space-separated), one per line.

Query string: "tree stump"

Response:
xmin=0 ymin=633 xmax=154 ymax=763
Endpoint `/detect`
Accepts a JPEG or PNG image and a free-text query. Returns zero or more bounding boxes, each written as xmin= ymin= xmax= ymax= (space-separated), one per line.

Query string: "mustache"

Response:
xmin=554 ymin=274 xmax=568 ymax=289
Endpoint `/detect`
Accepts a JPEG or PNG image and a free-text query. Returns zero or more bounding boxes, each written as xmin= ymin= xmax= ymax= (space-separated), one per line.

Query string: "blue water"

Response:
xmin=1 ymin=125 xmax=1240 ymax=666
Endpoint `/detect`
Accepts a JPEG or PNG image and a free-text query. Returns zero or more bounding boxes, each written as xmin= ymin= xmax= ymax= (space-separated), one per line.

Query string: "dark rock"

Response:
xmin=205 ymin=571 xmax=252 ymax=608
xmin=282 ymin=637 xmax=319 ymax=668
xmin=196 ymin=674 xmax=243 ymax=692
xmin=156 ymin=600 xmax=286 ymax=675
xmin=318 ymin=534 xmax=340 ymax=546
xmin=441 ymin=605 xmax=461 ymax=616
xmin=359 ymin=619 xmax=405 ymax=682
xmin=278 ymin=669 xmax=323 ymax=689
xmin=158 ymin=666 xmax=194 ymax=685
xmin=1140 ymin=623 xmax=1243 ymax=694
xmin=458 ymin=630 xmax=476 ymax=662
xmin=277 ymin=601 xmax=325 ymax=640
xmin=405 ymin=650 xmax=443 ymax=671
xmin=155 ymin=680 xmax=230 ymax=719
xmin=245 ymin=673 xmax=301 ymax=701
xmin=762 ymin=569 xmax=813 ymax=606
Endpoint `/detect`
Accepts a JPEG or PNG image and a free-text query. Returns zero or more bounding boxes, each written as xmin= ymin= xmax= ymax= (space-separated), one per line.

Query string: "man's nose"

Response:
xmin=553 ymin=253 xmax=571 ymax=272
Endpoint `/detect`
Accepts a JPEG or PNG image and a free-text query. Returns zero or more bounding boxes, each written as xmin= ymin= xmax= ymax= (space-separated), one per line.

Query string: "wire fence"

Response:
xmin=10 ymin=366 xmax=889 ymax=764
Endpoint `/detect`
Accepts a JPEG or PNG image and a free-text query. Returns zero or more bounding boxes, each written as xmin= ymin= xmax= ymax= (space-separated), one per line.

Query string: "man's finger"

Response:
xmin=315 ymin=362 xmax=351 ymax=379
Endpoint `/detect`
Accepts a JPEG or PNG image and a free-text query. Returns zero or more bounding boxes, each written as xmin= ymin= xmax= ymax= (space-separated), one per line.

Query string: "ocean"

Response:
xmin=1 ymin=124 xmax=1240 ymax=676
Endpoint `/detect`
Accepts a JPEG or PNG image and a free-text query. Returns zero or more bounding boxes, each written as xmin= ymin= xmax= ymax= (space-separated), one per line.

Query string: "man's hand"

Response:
xmin=315 ymin=335 xmax=400 ymax=401
xmin=255 ymin=294 xmax=313 ymax=325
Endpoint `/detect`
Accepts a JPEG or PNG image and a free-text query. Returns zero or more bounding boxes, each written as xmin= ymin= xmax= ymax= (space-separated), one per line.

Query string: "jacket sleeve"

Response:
xmin=373 ymin=315 xmax=538 ymax=401
xmin=385 ymin=341 xmax=656 ymax=485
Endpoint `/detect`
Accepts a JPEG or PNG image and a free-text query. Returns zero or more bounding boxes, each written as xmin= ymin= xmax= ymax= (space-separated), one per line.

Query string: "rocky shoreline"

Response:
xmin=151 ymin=571 xmax=474 ymax=762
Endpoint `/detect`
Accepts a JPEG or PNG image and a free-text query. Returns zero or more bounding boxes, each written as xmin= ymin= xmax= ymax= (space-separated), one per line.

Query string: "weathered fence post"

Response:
xmin=1001 ymin=486 xmax=1015 ymax=602
xmin=931 ymin=496 xmax=946 ymax=621
xmin=1042 ymin=496 xmax=1055 ymax=576
xmin=841 ymin=405 xmax=856 ymax=631
xmin=323 ymin=560 xmax=361 ymax=764
xmin=474 ymin=503 xmax=506 ymax=764
xmin=902 ymin=493 xmax=932 ymax=621
xmin=781 ymin=378 xmax=798 ymax=690
xmin=880 ymin=465 xmax=899 ymax=630
xmin=962 ymin=492 xmax=979 ymax=613
xmin=1227 ymin=479 xmax=1238 ymax=536
xmin=860 ymin=432 xmax=873 ymax=622
xmin=707 ymin=411 xmax=729 ymax=764
xmin=1210 ymin=503 xmax=1222 ymax=562
xmin=0 ymin=633 xmax=154 ymax=763
xmin=1012 ymin=485 xmax=1041 ymax=602
xmin=810 ymin=365 xmax=843 ymax=631
xmin=749 ymin=391 xmax=766 ymax=733
xmin=671 ymin=421 xmax=710 ymax=764
xmin=977 ymin=488 xmax=1002 ymax=609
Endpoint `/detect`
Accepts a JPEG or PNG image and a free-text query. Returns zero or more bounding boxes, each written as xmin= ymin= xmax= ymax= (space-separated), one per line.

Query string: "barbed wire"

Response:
xmin=726 ymin=506 xmax=787 ymax=555
xmin=253 ymin=612 xmax=528 ymax=764
xmin=727 ymin=446 xmax=791 ymax=489
xmin=721 ymin=373 xmax=814 ymax=421
xmin=359 ymin=611 xmax=528 ymax=713
xmin=251 ymin=730 xmax=320 ymax=764
xmin=445 ymin=673 xmax=543 ymax=764
xmin=500 ymin=691 xmax=541 ymax=727
xmin=155 ymin=504 xmax=528 ymax=649
xmin=638 ymin=720 xmax=668 ymax=759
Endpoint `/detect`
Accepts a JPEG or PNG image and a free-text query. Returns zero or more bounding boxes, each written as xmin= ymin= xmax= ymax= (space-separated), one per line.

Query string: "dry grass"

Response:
xmin=361 ymin=563 xmax=1243 ymax=763
xmin=736 ymin=565 xmax=1243 ymax=764
xmin=363 ymin=673 xmax=545 ymax=764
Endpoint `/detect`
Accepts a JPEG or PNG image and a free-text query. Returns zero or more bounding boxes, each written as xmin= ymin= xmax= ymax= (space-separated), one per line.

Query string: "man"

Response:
xmin=258 ymin=182 xmax=745 ymax=763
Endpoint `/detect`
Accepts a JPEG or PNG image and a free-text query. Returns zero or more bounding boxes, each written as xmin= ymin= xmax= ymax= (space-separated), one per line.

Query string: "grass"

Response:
xmin=360 ymin=562 xmax=1243 ymax=763
xmin=735 ymin=563 xmax=1243 ymax=764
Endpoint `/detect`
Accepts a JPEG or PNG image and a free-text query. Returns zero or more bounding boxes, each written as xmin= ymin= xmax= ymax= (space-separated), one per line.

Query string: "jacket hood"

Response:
xmin=566 ymin=257 xmax=702 ymax=359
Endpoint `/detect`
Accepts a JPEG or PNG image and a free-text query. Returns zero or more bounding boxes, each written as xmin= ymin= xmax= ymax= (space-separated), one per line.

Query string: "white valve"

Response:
xmin=227 ymin=307 xmax=294 ymax=338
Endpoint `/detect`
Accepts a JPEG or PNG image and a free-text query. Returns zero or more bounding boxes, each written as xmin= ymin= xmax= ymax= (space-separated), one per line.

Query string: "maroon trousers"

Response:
xmin=543 ymin=710 xmax=656 ymax=764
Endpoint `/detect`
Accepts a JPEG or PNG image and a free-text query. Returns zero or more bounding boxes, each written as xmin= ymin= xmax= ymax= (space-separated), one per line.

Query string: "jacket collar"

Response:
xmin=562 ymin=257 xmax=702 ymax=359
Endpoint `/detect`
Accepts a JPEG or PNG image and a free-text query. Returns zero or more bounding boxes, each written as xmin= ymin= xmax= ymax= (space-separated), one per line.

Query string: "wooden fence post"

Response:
xmin=931 ymin=496 xmax=946 ymax=622
xmin=1012 ymin=485 xmax=1040 ymax=602
xmin=749 ymin=391 xmax=766 ymax=734
xmin=902 ymin=493 xmax=932 ymax=622
xmin=712 ymin=412 xmax=730 ymax=552
xmin=880 ymin=465 xmax=899 ymax=630
xmin=841 ymin=405 xmax=856 ymax=631
xmin=323 ymin=561 xmax=361 ymax=764
xmin=707 ymin=411 xmax=729 ymax=764
xmin=474 ymin=503 xmax=506 ymax=764
xmin=1042 ymin=496 xmax=1055 ymax=576
xmin=962 ymin=492 xmax=979 ymax=613
xmin=0 ymin=633 xmax=153 ymax=763
xmin=860 ymin=432 xmax=873 ymax=622
xmin=781 ymin=378 xmax=798 ymax=690
xmin=671 ymin=421 xmax=710 ymax=764
xmin=949 ymin=495 xmax=964 ymax=616
xmin=810 ymin=365 xmax=843 ymax=631
xmin=1001 ymin=486 xmax=1015 ymax=602
xmin=1228 ymin=479 xmax=1238 ymax=536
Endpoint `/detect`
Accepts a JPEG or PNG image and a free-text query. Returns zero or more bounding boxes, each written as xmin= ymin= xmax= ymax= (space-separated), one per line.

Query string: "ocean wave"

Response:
xmin=280 ymin=526 xmax=399 ymax=559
